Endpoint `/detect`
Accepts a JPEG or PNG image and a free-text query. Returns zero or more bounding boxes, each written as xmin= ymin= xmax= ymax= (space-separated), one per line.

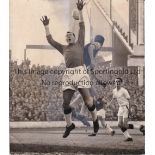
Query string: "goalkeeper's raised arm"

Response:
xmin=76 ymin=0 xmax=85 ymax=46
xmin=40 ymin=16 xmax=64 ymax=55
xmin=76 ymin=0 xmax=85 ymax=22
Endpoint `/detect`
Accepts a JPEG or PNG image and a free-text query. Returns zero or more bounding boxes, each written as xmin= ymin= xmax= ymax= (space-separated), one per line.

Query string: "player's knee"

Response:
xmin=85 ymin=98 xmax=96 ymax=112
xmin=62 ymin=103 xmax=72 ymax=114
xmin=87 ymin=103 xmax=96 ymax=112
xmin=84 ymin=97 xmax=93 ymax=107
xmin=63 ymin=95 xmax=71 ymax=104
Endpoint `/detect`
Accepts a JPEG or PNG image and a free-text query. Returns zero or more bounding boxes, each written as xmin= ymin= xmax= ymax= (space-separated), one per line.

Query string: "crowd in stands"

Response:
xmin=9 ymin=59 xmax=145 ymax=121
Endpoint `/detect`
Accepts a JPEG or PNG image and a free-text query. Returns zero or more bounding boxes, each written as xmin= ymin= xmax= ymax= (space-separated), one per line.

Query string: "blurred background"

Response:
xmin=9 ymin=0 xmax=145 ymax=122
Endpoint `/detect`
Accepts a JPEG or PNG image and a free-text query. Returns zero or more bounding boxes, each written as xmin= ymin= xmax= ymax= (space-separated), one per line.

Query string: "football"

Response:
xmin=72 ymin=9 xmax=79 ymax=20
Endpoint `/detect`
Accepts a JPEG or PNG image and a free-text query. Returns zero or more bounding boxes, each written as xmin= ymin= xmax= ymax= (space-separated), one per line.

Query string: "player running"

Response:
xmin=70 ymin=9 xmax=110 ymax=134
xmin=88 ymin=96 xmax=115 ymax=136
xmin=108 ymin=77 xmax=145 ymax=141
xmin=108 ymin=78 xmax=133 ymax=141
xmin=69 ymin=34 xmax=106 ymax=129
xmin=70 ymin=27 xmax=115 ymax=135
xmin=40 ymin=0 xmax=99 ymax=138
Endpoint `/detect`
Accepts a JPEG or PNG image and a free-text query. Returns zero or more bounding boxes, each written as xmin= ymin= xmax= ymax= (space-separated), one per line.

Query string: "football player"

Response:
xmin=41 ymin=0 xmax=99 ymax=138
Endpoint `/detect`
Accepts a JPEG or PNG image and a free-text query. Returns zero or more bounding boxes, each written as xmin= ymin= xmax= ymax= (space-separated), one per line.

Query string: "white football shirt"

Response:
xmin=113 ymin=87 xmax=130 ymax=106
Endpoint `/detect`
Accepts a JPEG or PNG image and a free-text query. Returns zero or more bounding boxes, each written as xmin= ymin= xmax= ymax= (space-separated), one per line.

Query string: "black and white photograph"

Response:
xmin=9 ymin=0 xmax=145 ymax=154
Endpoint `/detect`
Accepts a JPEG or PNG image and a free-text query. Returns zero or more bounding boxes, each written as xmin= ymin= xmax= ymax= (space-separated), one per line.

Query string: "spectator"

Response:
xmin=9 ymin=59 xmax=145 ymax=121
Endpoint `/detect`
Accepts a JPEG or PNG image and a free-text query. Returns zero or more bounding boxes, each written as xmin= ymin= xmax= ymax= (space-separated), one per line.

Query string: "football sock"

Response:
xmin=123 ymin=130 xmax=132 ymax=138
xmin=64 ymin=113 xmax=72 ymax=127
xmin=90 ymin=109 xmax=97 ymax=122
xmin=121 ymin=127 xmax=132 ymax=138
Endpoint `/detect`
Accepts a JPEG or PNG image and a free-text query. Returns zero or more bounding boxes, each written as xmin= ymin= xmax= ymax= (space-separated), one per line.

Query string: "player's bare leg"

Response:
xmin=118 ymin=116 xmax=133 ymax=141
xmin=62 ymin=89 xmax=75 ymax=138
xmin=78 ymin=88 xmax=99 ymax=134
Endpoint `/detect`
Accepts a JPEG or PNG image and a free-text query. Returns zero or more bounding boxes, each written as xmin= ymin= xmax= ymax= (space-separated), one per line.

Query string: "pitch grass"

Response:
xmin=10 ymin=152 xmax=145 ymax=155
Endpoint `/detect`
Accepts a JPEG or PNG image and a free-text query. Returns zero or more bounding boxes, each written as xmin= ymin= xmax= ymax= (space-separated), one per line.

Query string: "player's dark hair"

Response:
xmin=115 ymin=77 xmax=123 ymax=83
xmin=94 ymin=35 xmax=105 ymax=46
xmin=67 ymin=31 xmax=75 ymax=38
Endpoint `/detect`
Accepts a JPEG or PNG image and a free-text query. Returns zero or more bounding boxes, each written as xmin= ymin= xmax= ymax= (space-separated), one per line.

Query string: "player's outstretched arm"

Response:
xmin=40 ymin=16 xmax=50 ymax=35
xmin=76 ymin=0 xmax=85 ymax=46
xmin=40 ymin=16 xmax=64 ymax=54
xmin=88 ymin=44 xmax=96 ymax=69
xmin=76 ymin=0 xmax=85 ymax=22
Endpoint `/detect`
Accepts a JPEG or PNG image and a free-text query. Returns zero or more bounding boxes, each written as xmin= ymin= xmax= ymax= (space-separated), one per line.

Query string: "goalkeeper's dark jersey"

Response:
xmin=46 ymin=22 xmax=85 ymax=68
